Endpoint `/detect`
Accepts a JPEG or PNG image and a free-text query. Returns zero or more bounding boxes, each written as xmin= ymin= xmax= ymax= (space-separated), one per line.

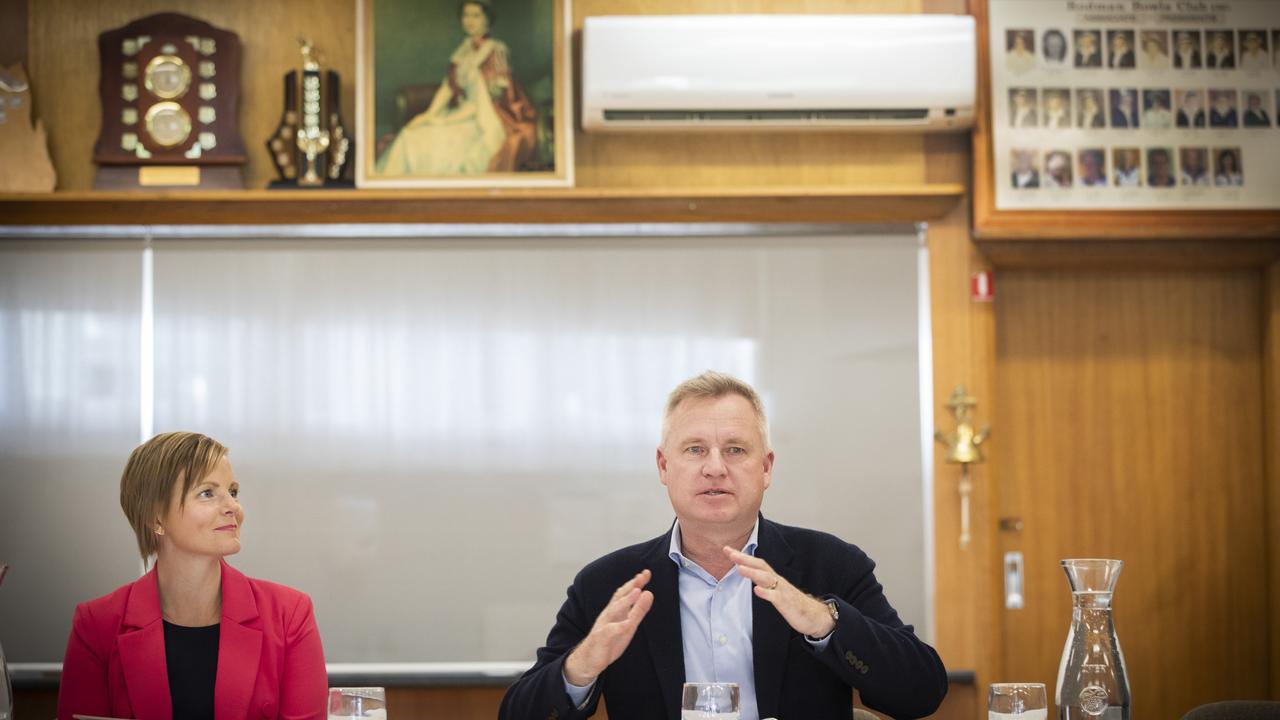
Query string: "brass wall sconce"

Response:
xmin=934 ymin=385 xmax=990 ymax=548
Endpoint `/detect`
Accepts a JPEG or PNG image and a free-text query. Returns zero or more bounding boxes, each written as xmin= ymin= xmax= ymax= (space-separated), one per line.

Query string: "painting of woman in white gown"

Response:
xmin=359 ymin=0 xmax=571 ymax=187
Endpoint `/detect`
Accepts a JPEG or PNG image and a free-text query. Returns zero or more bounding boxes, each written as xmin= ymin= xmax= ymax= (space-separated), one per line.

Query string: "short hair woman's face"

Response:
xmin=158 ymin=457 xmax=244 ymax=560
xmin=461 ymin=2 xmax=490 ymax=36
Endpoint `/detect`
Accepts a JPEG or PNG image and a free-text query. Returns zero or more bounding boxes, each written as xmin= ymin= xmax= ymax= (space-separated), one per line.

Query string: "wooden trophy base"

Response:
xmin=267 ymin=179 xmax=355 ymax=190
xmin=94 ymin=165 xmax=244 ymax=191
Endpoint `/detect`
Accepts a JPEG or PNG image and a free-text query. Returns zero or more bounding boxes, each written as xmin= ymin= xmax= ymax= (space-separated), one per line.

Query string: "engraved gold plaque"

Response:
xmin=139 ymin=166 xmax=200 ymax=186
xmin=145 ymin=101 xmax=192 ymax=147
xmin=144 ymin=55 xmax=191 ymax=99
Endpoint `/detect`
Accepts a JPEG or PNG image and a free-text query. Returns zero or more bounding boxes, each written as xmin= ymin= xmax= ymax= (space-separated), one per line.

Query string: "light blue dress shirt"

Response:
xmin=564 ymin=519 xmax=830 ymax=718
xmin=668 ymin=518 xmax=762 ymax=720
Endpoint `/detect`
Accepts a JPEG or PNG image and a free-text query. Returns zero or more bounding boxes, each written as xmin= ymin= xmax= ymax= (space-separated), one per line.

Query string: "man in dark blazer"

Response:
xmin=499 ymin=372 xmax=948 ymax=720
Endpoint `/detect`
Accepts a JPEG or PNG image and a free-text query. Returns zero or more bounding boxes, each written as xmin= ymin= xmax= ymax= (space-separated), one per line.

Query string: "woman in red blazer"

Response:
xmin=57 ymin=432 xmax=328 ymax=720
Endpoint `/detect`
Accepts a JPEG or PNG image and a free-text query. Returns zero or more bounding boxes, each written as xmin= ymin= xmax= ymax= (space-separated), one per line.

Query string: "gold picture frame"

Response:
xmin=356 ymin=0 xmax=573 ymax=188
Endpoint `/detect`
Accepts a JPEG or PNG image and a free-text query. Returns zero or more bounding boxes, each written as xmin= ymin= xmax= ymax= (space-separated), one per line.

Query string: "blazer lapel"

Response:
xmin=214 ymin=561 xmax=263 ymax=720
xmin=118 ymin=568 xmax=173 ymax=720
xmin=640 ymin=526 xmax=685 ymax=720
xmin=752 ymin=517 xmax=796 ymax=720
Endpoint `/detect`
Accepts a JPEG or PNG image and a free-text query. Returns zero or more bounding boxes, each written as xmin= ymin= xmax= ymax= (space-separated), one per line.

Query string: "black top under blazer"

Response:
xmin=498 ymin=516 xmax=948 ymax=720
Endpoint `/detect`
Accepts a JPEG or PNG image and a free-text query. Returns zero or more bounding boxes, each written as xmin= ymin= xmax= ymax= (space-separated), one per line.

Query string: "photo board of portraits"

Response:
xmin=987 ymin=0 xmax=1279 ymax=211
xmin=356 ymin=0 xmax=573 ymax=188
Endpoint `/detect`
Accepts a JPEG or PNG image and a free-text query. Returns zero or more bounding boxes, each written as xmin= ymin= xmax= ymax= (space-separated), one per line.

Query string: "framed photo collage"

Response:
xmin=988 ymin=0 xmax=1280 ymax=210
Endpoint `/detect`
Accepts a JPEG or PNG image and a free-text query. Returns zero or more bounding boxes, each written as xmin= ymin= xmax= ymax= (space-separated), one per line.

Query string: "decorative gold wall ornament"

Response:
xmin=934 ymin=385 xmax=991 ymax=549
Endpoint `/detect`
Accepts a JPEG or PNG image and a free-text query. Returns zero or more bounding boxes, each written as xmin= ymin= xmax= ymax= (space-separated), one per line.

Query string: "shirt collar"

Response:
xmin=669 ymin=517 xmax=760 ymax=567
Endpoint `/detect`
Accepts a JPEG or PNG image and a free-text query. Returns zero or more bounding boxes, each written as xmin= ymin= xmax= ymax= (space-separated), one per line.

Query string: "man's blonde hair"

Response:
xmin=661 ymin=371 xmax=770 ymax=449
xmin=119 ymin=431 xmax=228 ymax=560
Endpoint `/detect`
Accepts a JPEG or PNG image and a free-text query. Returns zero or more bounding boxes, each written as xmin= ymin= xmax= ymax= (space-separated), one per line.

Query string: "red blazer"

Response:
xmin=58 ymin=560 xmax=327 ymax=720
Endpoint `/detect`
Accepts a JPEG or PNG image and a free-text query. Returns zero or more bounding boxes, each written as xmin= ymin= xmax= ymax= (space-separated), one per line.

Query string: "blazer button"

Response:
xmin=845 ymin=650 xmax=857 ymax=666
xmin=861 ymin=665 xmax=870 ymax=675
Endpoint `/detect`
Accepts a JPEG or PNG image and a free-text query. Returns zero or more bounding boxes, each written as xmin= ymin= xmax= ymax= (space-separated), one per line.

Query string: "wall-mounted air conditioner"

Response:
xmin=583 ymin=14 xmax=975 ymax=132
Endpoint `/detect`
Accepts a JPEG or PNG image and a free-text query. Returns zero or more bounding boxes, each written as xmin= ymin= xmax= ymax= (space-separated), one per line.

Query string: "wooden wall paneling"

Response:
xmin=1268 ymin=259 xmax=1280 ymax=700
xmin=385 ymin=687 xmax=516 ymax=719
xmin=0 ymin=0 xmax=26 ymax=66
xmin=27 ymin=0 xmax=357 ymax=191
xmin=928 ymin=211 xmax=1003 ymax=720
xmin=979 ymin=240 xmax=1280 ymax=271
xmin=994 ymin=271 xmax=1270 ymax=719
xmin=923 ymin=121 xmax=1002 ymax=720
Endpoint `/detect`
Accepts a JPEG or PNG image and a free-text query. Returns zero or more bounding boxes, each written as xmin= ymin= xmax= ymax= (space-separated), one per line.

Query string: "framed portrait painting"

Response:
xmin=357 ymin=0 xmax=573 ymax=188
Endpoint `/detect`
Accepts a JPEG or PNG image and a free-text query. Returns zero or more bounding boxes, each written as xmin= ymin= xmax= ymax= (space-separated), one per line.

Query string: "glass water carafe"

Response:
xmin=1055 ymin=559 xmax=1130 ymax=719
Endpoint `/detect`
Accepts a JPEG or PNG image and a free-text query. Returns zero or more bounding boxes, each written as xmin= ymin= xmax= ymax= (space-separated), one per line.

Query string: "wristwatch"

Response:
xmin=805 ymin=597 xmax=840 ymax=641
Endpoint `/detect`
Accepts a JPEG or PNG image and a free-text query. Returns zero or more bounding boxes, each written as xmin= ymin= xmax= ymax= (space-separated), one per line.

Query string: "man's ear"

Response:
xmin=656 ymin=446 xmax=669 ymax=486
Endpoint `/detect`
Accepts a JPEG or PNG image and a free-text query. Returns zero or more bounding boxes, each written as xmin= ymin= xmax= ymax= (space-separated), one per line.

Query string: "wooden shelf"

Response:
xmin=974 ymin=207 xmax=1280 ymax=242
xmin=0 ymin=185 xmax=965 ymax=226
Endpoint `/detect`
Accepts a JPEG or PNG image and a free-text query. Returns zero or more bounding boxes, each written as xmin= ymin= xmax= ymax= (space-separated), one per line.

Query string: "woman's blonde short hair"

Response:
xmin=119 ymin=432 xmax=228 ymax=560
xmin=661 ymin=371 xmax=771 ymax=449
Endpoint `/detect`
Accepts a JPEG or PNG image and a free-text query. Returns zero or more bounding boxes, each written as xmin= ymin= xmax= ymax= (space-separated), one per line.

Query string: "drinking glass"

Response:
xmin=681 ymin=682 xmax=740 ymax=719
xmin=328 ymin=687 xmax=387 ymax=719
xmin=989 ymin=682 xmax=1047 ymax=720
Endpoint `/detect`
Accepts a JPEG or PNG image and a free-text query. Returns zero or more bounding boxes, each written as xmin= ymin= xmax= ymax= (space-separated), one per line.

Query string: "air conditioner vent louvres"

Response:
xmin=583 ymin=15 xmax=976 ymax=133
xmin=603 ymin=109 xmax=932 ymax=123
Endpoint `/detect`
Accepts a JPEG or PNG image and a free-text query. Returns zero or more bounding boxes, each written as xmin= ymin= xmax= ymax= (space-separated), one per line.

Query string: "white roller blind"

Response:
xmin=0 ymin=227 xmax=929 ymax=666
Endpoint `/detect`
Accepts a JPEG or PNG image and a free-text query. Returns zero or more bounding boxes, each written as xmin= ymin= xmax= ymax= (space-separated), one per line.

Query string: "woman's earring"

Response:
xmin=155 ymin=525 xmax=164 ymax=536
